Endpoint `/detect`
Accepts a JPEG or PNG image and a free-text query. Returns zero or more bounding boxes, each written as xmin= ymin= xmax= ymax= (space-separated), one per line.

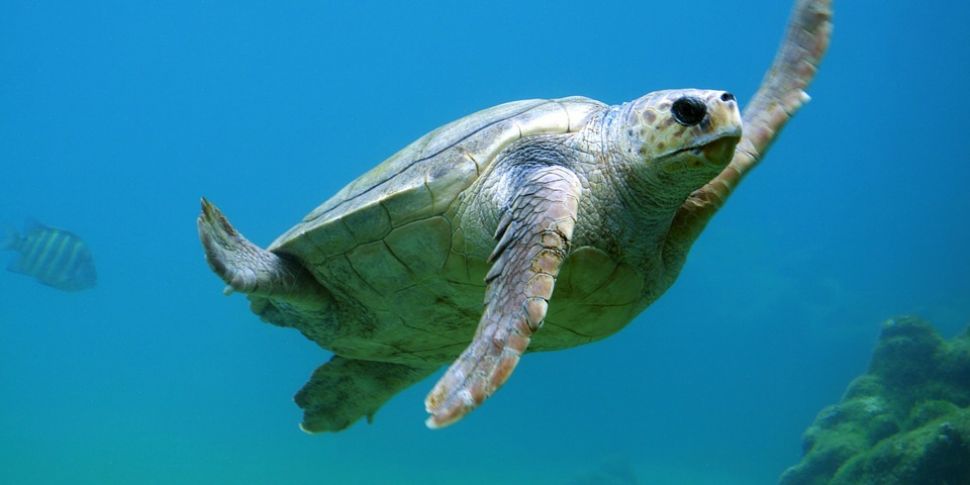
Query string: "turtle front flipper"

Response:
xmin=424 ymin=165 xmax=581 ymax=429
xmin=666 ymin=0 xmax=832 ymax=257
xmin=296 ymin=356 xmax=437 ymax=433
xmin=197 ymin=197 xmax=322 ymax=301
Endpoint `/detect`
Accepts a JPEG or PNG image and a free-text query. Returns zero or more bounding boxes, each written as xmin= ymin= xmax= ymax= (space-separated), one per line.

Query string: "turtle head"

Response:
xmin=608 ymin=89 xmax=742 ymax=197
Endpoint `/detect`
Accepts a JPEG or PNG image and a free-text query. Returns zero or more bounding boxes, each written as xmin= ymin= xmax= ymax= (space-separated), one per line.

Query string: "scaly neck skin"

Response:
xmin=594 ymin=105 xmax=701 ymax=215
xmin=570 ymin=108 xmax=699 ymax=262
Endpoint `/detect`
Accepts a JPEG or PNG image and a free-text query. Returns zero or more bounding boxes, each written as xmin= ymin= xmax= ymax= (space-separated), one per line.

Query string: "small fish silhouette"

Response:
xmin=3 ymin=220 xmax=97 ymax=292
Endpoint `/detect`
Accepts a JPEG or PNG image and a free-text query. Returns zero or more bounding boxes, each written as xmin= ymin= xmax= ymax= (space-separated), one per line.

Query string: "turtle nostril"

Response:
xmin=720 ymin=92 xmax=735 ymax=102
xmin=671 ymin=96 xmax=707 ymax=126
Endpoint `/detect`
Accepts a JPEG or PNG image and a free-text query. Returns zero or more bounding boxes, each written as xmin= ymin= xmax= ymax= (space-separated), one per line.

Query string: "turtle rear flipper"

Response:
xmin=197 ymin=197 xmax=324 ymax=302
xmin=295 ymin=356 xmax=437 ymax=433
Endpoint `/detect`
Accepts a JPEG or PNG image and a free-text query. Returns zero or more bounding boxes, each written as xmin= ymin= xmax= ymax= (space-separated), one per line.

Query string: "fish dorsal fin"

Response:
xmin=23 ymin=218 xmax=49 ymax=234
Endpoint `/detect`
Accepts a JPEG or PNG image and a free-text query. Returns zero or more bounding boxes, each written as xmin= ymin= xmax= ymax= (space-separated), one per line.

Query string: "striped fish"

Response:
xmin=2 ymin=221 xmax=97 ymax=292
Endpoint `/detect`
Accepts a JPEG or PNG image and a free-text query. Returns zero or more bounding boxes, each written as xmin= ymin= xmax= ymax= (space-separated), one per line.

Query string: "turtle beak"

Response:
xmin=656 ymin=130 xmax=740 ymax=161
xmin=701 ymin=134 xmax=741 ymax=165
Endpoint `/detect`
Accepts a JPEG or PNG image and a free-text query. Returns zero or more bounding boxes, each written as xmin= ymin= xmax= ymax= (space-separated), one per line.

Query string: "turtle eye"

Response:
xmin=671 ymin=96 xmax=707 ymax=126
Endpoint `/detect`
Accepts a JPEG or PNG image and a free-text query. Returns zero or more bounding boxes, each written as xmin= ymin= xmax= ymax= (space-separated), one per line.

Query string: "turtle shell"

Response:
xmin=269 ymin=96 xmax=605 ymax=276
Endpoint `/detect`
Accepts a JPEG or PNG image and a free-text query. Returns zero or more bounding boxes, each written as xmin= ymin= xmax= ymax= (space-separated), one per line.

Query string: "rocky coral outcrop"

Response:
xmin=780 ymin=316 xmax=970 ymax=485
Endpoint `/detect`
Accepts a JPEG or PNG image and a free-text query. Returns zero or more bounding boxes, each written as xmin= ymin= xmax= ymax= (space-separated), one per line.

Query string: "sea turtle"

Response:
xmin=198 ymin=0 xmax=831 ymax=432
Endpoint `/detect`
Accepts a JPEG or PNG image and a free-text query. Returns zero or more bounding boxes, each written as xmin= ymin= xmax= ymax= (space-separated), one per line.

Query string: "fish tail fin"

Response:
xmin=1 ymin=225 xmax=19 ymax=250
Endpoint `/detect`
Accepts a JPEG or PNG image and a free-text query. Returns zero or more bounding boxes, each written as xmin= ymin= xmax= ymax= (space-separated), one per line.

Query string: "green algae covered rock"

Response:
xmin=780 ymin=316 xmax=970 ymax=484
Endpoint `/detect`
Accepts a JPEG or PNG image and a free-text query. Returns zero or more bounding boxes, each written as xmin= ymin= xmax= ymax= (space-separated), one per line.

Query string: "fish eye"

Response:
xmin=671 ymin=96 xmax=707 ymax=126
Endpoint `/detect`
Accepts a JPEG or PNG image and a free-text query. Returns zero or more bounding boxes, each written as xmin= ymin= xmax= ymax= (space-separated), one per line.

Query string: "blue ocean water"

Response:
xmin=2 ymin=1 xmax=968 ymax=483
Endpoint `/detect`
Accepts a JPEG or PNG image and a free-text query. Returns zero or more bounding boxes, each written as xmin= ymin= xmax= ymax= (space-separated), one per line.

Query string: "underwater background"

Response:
xmin=2 ymin=0 xmax=968 ymax=483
